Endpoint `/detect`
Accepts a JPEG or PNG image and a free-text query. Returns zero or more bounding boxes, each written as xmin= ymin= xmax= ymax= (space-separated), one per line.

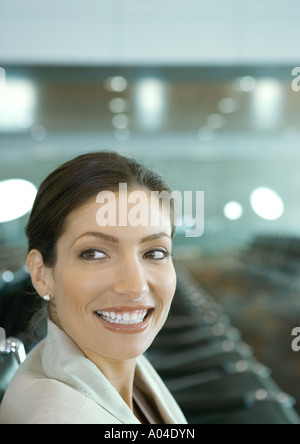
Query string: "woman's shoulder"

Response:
xmin=0 ymin=374 xmax=86 ymax=424
xmin=0 ymin=339 xmax=128 ymax=424
xmin=0 ymin=341 xmax=85 ymax=424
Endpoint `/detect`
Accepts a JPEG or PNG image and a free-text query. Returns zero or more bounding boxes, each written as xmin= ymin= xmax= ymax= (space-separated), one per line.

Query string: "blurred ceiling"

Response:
xmin=0 ymin=65 xmax=299 ymax=163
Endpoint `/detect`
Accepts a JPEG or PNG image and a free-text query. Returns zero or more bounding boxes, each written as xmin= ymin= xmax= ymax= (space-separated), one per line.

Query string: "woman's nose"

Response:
xmin=112 ymin=260 xmax=149 ymax=300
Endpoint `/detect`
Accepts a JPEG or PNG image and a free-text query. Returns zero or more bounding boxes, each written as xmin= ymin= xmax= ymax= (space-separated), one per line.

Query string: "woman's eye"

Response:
xmin=80 ymin=248 xmax=170 ymax=261
xmin=144 ymin=250 xmax=170 ymax=260
xmin=80 ymin=249 xmax=107 ymax=260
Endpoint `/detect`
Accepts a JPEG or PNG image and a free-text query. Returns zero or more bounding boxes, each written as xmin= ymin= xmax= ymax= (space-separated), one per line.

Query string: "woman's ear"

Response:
xmin=26 ymin=249 xmax=53 ymax=299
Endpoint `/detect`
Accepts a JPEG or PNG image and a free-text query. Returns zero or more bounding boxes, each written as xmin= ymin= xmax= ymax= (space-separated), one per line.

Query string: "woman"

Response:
xmin=0 ymin=151 xmax=187 ymax=424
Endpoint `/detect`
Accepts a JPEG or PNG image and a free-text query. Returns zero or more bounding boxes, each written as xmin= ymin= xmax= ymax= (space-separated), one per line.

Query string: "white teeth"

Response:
xmin=96 ymin=310 xmax=148 ymax=324
xmin=131 ymin=312 xmax=138 ymax=322
xmin=123 ymin=313 xmax=130 ymax=322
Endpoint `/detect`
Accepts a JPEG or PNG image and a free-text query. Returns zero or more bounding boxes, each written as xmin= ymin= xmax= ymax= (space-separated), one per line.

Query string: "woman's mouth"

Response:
xmin=94 ymin=306 xmax=154 ymax=333
xmin=96 ymin=309 xmax=148 ymax=324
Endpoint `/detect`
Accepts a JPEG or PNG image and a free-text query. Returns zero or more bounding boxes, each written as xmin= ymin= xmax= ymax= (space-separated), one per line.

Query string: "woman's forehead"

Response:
xmin=62 ymin=192 xmax=173 ymax=242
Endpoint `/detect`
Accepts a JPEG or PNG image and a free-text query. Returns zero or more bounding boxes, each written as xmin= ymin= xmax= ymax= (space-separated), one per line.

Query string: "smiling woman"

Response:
xmin=0 ymin=151 xmax=187 ymax=425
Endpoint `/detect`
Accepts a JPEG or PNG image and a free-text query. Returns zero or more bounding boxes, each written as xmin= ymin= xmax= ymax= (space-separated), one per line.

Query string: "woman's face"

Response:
xmin=46 ymin=189 xmax=176 ymax=362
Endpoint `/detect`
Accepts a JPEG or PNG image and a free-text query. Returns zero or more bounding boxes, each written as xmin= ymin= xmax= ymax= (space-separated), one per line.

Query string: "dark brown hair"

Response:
xmin=25 ymin=151 xmax=175 ymax=267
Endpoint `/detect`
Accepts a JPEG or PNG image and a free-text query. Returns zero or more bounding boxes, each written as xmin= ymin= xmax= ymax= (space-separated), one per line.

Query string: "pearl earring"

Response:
xmin=43 ymin=294 xmax=51 ymax=302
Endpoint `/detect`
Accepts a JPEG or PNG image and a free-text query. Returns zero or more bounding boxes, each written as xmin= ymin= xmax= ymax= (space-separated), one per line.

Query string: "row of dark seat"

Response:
xmin=146 ymin=267 xmax=300 ymax=424
xmin=243 ymin=235 xmax=300 ymax=279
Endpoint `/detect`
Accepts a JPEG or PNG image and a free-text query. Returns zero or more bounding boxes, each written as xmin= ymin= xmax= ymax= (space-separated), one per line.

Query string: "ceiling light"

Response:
xmin=114 ymin=128 xmax=130 ymax=141
xmin=112 ymin=114 xmax=129 ymax=129
xmin=218 ymin=98 xmax=237 ymax=114
xmin=135 ymin=78 xmax=165 ymax=130
xmin=2 ymin=271 xmax=14 ymax=283
xmin=109 ymin=98 xmax=128 ymax=114
xmin=238 ymin=76 xmax=256 ymax=92
xmin=250 ymin=187 xmax=284 ymax=221
xmin=0 ymin=77 xmax=37 ymax=132
xmin=0 ymin=179 xmax=37 ymax=223
xmin=104 ymin=76 xmax=127 ymax=92
xmin=223 ymin=201 xmax=243 ymax=220
xmin=31 ymin=124 xmax=47 ymax=141
xmin=251 ymin=79 xmax=282 ymax=129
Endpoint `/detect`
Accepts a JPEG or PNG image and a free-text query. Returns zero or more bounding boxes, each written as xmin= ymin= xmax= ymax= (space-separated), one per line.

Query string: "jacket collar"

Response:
xmin=42 ymin=320 xmax=140 ymax=424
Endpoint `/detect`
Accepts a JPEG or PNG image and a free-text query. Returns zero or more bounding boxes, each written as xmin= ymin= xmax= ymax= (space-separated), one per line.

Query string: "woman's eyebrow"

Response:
xmin=72 ymin=231 xmax=171 ymax=246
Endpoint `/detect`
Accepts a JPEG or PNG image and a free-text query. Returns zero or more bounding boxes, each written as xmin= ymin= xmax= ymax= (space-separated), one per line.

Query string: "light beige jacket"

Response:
xmin=0 ymin=321 xmax=187 ymax=424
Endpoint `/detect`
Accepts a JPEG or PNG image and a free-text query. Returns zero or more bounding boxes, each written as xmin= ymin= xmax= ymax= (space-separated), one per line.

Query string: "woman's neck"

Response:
xmin=75 ymin=343 xmax=137 ymax=411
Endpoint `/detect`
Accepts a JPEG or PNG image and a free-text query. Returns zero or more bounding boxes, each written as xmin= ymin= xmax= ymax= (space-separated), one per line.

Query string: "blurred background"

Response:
xmin=1 ymin=0 xmax=300 ymax=421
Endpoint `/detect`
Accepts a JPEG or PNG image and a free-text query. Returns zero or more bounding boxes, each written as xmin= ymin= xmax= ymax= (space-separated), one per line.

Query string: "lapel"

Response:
xmin=135 ymin=354 xmax=186 ymax=424
xmin=42 ymin=321 xmax=140 ymax=424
